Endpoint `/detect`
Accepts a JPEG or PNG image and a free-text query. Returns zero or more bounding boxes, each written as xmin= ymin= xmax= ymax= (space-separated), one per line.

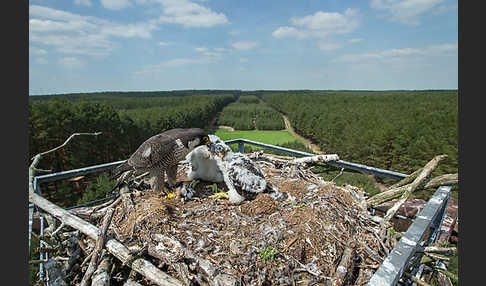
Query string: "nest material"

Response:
xmin=105 ymin=153 xmax=388 ymax=285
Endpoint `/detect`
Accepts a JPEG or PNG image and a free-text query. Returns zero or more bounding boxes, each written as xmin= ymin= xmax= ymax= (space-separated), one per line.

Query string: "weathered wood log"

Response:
xmin=379 ymin=155 xmax=448 ymax=235
xmin=388 ymin=167 xmax=424 ymax=189
xmin=91 ymin=254 xmax=111 ymax=286
xmin=29 ymin=191 xmax=184 ymax=286
xmin=147 ymin=241 xmax=192 ymax=286
xmin=291 ymin=154 xmax=339 ymax=165
xmin=29 ymin=132 xmax=102 ymax=252
xmin=419 ymin=246 xmax=457 ymax=255
xmin=327 ymin=245 xmax=354 ymax=286
xmin=366 ymin=173 xmax=457 ymax=207
xmin=80 ymin=208 xmax=115 ymax=286
xmin=149 ymin=233 xmax=223 ymax=285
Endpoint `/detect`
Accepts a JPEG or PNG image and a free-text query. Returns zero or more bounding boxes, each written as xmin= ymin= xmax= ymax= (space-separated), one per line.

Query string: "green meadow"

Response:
xmin=214 ymin=129 xmax=297 ymax=146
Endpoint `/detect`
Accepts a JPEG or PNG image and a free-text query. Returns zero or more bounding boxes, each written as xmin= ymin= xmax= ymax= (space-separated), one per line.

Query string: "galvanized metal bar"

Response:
xmin=35 ymin=160 xmax=126 ymax=183
xmin=366 ymin=185 xmax=452 ymax=286
xmin=238 ymin=142 xmax=245 ymax=153
xmin=39 ymin=215 xmax=45 ymax=281
xmin=225 ymin=138 xmax=313 ymax=157
xmin=327 ymin=160 xmax=408 ymax=181
xmin=28 ymin=204 xmax=34 ymax=252
xmin=426 ymin=190 xmax=451 ymax=244
xmin=224 ymin=138 xmax=408 ymax=180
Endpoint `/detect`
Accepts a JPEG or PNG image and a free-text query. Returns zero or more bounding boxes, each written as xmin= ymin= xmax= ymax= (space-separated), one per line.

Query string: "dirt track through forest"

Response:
xmin=281 ymin=115 xmax=323 ymax=154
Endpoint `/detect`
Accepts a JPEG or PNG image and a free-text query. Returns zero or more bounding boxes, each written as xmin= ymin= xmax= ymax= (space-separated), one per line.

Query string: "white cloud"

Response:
xmin=158 ymin=41 xmax=173 ymax=46
xmin=29 ymin=5 xmax=158 ymax=58
xmin=134 ymin=45 xmax=225 ymax=75
xmin=101 ymin=0 xmax=132 ymax=10
xmin=74 ymin=0 xmax=92 ymax=6
xmin=229 ymin=30 xmax=240 ymax=36
xmin=59 ymin=57 xmax=84 ymax=68
xmin=317 ymin=42 xmax=341 ymax=51
xmin=239 ymin=58 xmax=248 ymax=63
xmin=333 ymin=42 xmax=457 ymax=63
xmin=273 ymin=8 xmax=360 ymax=39
xmin=370 ymin=0 xmax=445 ymax=26
xmin=154 ymin=0 xmax=229 ymax=28
xmin=231 ymin=41 xmax=258 ymax=50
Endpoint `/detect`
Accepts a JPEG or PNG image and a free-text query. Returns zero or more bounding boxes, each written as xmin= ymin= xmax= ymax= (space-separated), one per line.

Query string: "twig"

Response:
xmin=366 ymin=173 xmax=457 ymax=207
xmin=29 ymin=132 xmax=102 ymax=195
xmin=403 ymin=272 xmax=432 ymax=286
xmin=327 ymin=244 xmax=355 ymax=286
xmin=80 ymin=207 xmax=115 ymax=286
xmin=379 ymin=155 xmax=447 ymax=236
xmin=331 ymin=168 xmax=345 ymax=182
xmin=29 ymin=191 xmax=184 ymax=286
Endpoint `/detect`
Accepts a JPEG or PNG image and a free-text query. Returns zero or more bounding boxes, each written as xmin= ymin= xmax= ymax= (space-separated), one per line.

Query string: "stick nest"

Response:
xmin=104 ymin=152 xmax=389 ymax=285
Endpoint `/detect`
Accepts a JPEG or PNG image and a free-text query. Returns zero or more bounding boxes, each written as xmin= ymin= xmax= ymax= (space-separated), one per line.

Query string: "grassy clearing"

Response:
xmin=215 ymin=129 xmax=296 ymax=146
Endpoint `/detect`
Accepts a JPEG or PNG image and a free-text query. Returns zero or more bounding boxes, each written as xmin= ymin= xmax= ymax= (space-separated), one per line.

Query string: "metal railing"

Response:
xmin=29 ymin=138 xmax=452 ymax=286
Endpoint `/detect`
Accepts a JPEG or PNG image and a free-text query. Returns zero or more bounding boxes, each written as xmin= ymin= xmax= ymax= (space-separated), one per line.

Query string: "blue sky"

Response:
xmin=29 ymin=0 xmax=458 ymax=95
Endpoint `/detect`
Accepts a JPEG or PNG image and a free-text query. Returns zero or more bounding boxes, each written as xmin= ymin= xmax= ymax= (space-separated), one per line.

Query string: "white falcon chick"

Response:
xmin=186 ymin=135 xmax=272 ymax=204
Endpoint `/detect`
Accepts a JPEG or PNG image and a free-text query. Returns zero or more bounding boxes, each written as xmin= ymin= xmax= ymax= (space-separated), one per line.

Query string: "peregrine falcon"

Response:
xmin=112 ymin=128 xmax=212 ymax=193
xmin=186 ymin=135 xmax=272 ymax=204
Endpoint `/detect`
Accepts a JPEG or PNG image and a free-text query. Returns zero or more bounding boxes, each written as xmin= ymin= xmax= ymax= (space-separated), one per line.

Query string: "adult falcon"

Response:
xmin=112 ymin=128 xmax=213 ymax=193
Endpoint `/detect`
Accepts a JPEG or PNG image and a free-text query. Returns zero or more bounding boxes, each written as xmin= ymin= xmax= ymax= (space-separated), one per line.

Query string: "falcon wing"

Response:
xmin=127 ymin=133 xmax=177 ymax=170
xmin=227 ymin=153 xmax=267 ymax=194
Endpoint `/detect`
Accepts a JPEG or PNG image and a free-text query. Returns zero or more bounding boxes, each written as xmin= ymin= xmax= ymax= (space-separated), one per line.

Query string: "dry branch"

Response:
xmin=388 ymin=167 xmax=424 ymax=189
xmin=149 ymin=233 xmax=221 ymax=284
xmin=327 ymin=245 xmax=355 ymax=286
xmin=91 ymin=254 xmax=111 ymax=286
xmin=366 ymin=173 xmax=457 ymax=207
xmin=379 ymin=155 xmax=448 ymax=235
xmin=403 ymin=272 xmax=432 ymax=286
xmin=80 ymin=207 xmax=115 ymax=286
xmin=291 ymin=154 xmax=340 ymax=165
xmin=29 ymin=191 xmax=184 ymax=286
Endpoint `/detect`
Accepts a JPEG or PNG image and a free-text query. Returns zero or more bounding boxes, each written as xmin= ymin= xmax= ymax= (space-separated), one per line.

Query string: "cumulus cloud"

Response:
xmin=273 ymin=8 xmax=360 ymax=39
xmin=29 ymin=5 xmax=158 ymax=57
xmin=153 ymin=0 xmax=229 ymax=28
xmin=231 ymin=41 xmax=258 ymax=50
xmin=370 ymin=0 xmax=446 ymax=26
xmin=101 ymin=0 xmax=132 ymax=10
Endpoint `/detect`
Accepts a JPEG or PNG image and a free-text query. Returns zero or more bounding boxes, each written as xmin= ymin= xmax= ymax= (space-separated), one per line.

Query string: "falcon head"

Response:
xmin=187 ymin=131 xmax=213 ymax=150
xmin=207 ymin=137 xmax=232 ymax=159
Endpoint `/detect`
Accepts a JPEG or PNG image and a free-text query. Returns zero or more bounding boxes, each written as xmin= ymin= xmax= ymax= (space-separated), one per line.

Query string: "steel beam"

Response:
xmin=366 ymin=185 xmax=452 ymax=286
xmin=224 ymin=138 xmax=408 ymax=180
xmin=35 ymin=160 xmax=126 ymax=184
